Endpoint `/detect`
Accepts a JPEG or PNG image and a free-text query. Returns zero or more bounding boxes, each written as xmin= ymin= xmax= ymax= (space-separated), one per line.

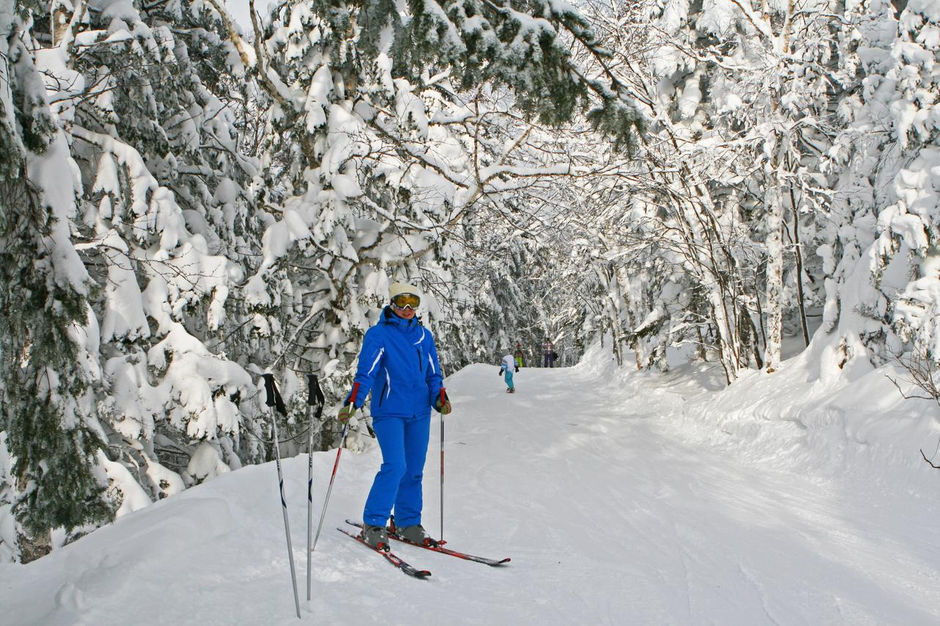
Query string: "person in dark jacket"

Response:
xmin=337 ymin=282 xmax=452 ymax=549
xmin=542 ymin=339 xmax=555 ymax=367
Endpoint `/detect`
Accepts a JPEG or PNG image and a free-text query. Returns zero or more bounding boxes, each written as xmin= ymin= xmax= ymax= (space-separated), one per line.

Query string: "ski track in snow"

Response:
xmin=2 ymin=361 xmax=939 ymax=625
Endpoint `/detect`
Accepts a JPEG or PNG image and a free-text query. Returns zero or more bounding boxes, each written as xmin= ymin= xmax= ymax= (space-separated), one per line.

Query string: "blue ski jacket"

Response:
xmin=345 ymin=307 xmax=445 ymax=418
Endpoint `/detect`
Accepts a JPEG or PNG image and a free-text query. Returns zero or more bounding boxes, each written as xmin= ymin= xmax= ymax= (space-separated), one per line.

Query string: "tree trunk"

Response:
xmin=788 ymin=180 xmax=810 ymax=348
xmin=764 ymin=178 xmax=784 ymax=372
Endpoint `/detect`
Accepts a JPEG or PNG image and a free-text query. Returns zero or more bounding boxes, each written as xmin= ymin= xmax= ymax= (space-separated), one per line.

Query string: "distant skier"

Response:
xmin=513 ymin=343 xmax=525 ymax=369
xmin=336 ymin=282 xmax=452 ymax=550
xmin=499 ymin=353 xmax=518 ymax=393
xmin=542 ymin=339 xmax=555 ymax=368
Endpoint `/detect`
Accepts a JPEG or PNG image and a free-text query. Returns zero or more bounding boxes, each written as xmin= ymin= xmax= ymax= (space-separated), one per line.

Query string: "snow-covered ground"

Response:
xmin=2 ymin=345 xmax=939 ymax=625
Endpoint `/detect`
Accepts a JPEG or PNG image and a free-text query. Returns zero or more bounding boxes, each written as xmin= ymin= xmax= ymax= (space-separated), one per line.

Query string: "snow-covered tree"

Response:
xmin=0 ymin=1 xmax=112 ymax=562
xmin=560 ymin=0 xmax=938 ymax=388
xmin=556 ymin=0 xmax=868 ymax=381
xmin=60 ymin=0 xmax=267 ymax=494
xmin=822 ymin=0 xmax=940 ymax=373
xmin=1 ymin=0 xmax=273 ymax=561
xmin=217 ymin=0 xmax=645 ymax=417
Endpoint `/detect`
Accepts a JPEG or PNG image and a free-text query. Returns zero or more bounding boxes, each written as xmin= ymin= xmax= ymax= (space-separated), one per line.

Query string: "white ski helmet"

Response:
xmin=388 ymin=282 xmax=420 ymax=300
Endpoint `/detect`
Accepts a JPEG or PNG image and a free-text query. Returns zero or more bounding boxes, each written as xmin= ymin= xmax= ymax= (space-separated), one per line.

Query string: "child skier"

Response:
xmin=499 ymin=353 xmax=518 ymax=393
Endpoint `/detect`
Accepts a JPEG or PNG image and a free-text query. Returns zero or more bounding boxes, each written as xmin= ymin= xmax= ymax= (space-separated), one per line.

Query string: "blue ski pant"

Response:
xmin=363 ymin=413 xmax=431 ymax=528
xmin=504 ymin=369 xmax=514 ymax=390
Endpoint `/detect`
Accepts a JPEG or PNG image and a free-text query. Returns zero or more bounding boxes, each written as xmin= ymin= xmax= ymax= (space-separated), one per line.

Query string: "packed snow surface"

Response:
xmin=2 ymin=347 xmax=940 ymax=624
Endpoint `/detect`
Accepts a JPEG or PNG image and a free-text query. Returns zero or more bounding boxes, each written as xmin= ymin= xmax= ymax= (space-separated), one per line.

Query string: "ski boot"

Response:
xmin=361 ymin=523 xmax=389 ymax=550
xmin=397 ymin=524 xmax=439 ymax=547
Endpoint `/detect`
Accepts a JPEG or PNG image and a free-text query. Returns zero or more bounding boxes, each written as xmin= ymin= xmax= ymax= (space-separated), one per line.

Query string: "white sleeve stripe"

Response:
xmin=428 ymin=352 xmax=436 ymax=374
xmin=366 ymin=347 xmax=385 ymax=375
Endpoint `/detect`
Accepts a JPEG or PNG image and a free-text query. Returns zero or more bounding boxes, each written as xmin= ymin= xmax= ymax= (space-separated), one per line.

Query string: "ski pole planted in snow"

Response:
xmin=305 ymin=374 xmax=324 ymax=603
xmin=311 ymin=421 xmax=349 ymax=554
xmin=263 ymin=373 xmax=301 ymax=619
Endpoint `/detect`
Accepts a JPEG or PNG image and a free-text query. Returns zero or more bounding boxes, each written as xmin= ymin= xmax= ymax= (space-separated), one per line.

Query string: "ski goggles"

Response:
xmin=391 ymin=293 xmax=420 ymax=310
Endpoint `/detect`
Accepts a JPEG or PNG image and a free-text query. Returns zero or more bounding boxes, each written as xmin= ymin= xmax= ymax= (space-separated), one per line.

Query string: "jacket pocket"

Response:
xmin=375 ymin=373 xmax=389 ymax=408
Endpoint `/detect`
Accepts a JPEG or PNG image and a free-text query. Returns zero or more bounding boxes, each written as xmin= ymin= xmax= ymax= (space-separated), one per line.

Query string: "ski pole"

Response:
xmin=304 ymin=374 xmax=324 ymax=603
xmin=436 ymin=355 xmax=449 ymax=544
xmin=311 ymin=421 xmax=349 ymax=554
xmin=439 ymin=389 xmax=445 ymax=542
xmin=263 ymin=373 xmax=301 ymax=619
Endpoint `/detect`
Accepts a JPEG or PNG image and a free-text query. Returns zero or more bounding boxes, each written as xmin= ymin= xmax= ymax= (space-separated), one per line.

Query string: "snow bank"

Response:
xmin=579 ymin=337 xmax=940 ymax=491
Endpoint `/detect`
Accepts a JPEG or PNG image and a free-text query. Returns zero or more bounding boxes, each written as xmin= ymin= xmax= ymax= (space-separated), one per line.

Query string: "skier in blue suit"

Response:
xmin=337 ymin=282 xmax=452 ymax=549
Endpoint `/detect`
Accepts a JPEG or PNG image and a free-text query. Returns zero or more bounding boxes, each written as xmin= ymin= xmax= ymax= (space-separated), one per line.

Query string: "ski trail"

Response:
xmin=440 ymin=363 xmax=940 ymax=625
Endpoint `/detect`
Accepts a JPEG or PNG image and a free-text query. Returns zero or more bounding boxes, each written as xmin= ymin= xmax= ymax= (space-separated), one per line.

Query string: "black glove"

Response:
xmin=434 ymin=390 xmax=452 ymax=415
xmin=514 ymin=366 xmax=519 ymax=373
xmin=497 ymin=368 xmax=502 ymax=375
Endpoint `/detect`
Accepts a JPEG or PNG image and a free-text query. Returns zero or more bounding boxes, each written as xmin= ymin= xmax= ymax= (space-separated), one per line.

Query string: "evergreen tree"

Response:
xmin=60 ymin=0 xmax=262 ymax=491
xmin=2 ymin=0 xmax=267 ymax=562
xmin=0 ymin=3 xmax=112 ymax=561
xmin=823 ymin=0 xmax=940 ymax=369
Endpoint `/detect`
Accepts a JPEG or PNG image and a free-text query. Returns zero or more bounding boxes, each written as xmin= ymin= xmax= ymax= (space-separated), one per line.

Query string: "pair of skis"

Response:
xmin=340 ymin=520 xmax=510 ymax=579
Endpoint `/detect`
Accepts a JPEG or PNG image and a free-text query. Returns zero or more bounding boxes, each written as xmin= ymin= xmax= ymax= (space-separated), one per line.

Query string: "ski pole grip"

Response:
xmin=263 ymin=373 xmax=276 ymax=407
xmin=307 ymin=374 xmax=323 ymax=406
xmin=263 ymin=373 xmax=288 ymax=415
